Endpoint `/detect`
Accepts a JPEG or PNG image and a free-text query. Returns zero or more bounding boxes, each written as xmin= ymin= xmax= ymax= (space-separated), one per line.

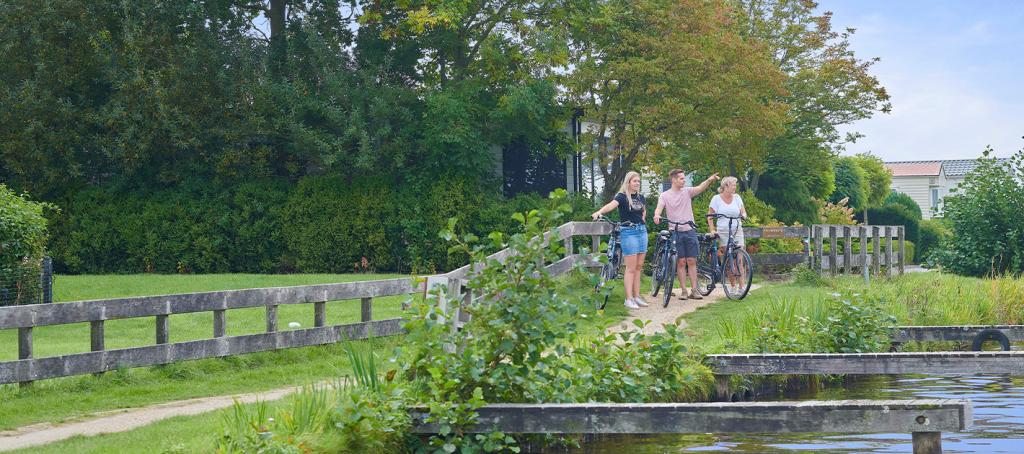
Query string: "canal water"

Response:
xmin=579 ymin=374 xmax=1024 ymax=452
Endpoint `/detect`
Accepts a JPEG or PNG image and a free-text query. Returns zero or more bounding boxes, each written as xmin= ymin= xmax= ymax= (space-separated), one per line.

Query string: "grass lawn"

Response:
xmin=0 ymin=271 xmax=632 ymax=432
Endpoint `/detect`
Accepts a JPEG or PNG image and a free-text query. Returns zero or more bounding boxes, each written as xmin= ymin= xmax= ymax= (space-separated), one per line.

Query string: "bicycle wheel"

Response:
xmin=651 ymin=239 xmax=665 ymax=297
xmin=697 ymin=271 xmax=713 ymax=296
xmin=723 ymin=247 xmax=753 ymax=300
xmin=661 ymin=259 xmax=675 ymax=308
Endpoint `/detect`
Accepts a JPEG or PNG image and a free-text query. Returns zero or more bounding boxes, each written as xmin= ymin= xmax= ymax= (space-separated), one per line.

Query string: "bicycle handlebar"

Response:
xmin=596 ymin=215 xmax=637 ymax=227
xmin=706 ymin=213 xmax=745 ymax=220
xmin=657 ymin=219 xmax=699 ymax=231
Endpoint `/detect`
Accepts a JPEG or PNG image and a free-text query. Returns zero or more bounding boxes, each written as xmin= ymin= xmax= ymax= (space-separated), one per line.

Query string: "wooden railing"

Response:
xmin=810 ymin=224 xmax=906 ymax=276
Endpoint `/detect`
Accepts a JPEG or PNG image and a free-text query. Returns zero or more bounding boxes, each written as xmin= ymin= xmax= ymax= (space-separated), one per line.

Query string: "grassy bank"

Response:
xmin=682 ymin=270 xmax=1024 ymax=354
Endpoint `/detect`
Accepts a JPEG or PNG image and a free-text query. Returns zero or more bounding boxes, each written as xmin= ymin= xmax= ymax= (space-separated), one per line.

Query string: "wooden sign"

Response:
xmin=761 ymin=226 xmax=785 ymax=239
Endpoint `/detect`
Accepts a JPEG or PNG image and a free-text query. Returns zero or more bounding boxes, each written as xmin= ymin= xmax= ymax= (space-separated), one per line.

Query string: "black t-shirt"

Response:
xmin=614 ymin=192 xmax=645 ymax=224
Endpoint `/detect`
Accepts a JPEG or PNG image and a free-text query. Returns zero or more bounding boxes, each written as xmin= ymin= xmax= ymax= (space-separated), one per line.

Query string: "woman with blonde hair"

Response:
xmin=591 ymin=171 xmax=649 ymax=309
xmin=707 ymin=176 xmax=748 ymax=286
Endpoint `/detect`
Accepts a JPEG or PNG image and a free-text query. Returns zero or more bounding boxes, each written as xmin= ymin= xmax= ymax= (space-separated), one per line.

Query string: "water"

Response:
xmin=579 ymin=374 xmax=1024 ymax=452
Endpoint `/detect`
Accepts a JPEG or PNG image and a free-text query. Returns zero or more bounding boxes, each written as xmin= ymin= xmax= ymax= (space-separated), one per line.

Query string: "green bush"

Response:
xmin=918 ymin=219 xmax=950 ymax=263
xmin=857 ymin=204 xmax=920 ymax=245
xmin=884 ymin=190 xmax=923 ymax=220
xmin=933 ymin=150 xmax=1024 ymax=276
xmin=53 ymin=182 xmax=290 ymax=274
xmin=1 ymin=185 xmax=54 ymax=305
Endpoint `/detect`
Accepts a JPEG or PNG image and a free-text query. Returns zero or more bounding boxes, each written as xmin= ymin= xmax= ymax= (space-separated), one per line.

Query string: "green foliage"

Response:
xmin=53 ymin=182 xmax=289 ymax=274
xmin=850 ymin=153 xmax=892 ymax=208
xmin=793 ymin=264 xmax=826 ymax=287
xmin=830 ymin=157 xmax=869 ymax=210
xmin=933 ymin=149 xmax=1024 ymax=276
xmin=857 ymin=204 xmax=921 ymax=245
xmin=918 ymin=219 xmax=950 ymax=264
xmin=821 ymin=293 xmax=897 ymax=353
xmin=817 ymin=197 xmax=856 ymax=225
xmin=399 ymin=190 xmax=711 ymax=451
xmin=884 ymin=190 xmax=923 ymax=220
xmin=0 ymin=184 xmax=52 ymax=264
xmin=741 ymin=292 xmax=896 ymax=354
xmin=1 ymin=185 xmax=55 ymax=305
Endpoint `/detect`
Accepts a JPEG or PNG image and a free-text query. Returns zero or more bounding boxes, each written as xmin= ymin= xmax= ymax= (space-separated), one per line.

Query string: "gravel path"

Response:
xmin=607 ymin=284 xmax=759 ymax=336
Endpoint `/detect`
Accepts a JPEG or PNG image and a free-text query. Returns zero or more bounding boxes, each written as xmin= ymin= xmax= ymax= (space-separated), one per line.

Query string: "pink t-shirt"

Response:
xmin=657 ymin=187 xmax=701 ymax=231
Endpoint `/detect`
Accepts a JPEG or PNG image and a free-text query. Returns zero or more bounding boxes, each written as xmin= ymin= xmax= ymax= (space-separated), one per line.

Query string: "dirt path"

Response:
xmin=0 ymin=386 xmax=305 ymax=452
xmin=607 ymin=284 xmax=760 ymax=336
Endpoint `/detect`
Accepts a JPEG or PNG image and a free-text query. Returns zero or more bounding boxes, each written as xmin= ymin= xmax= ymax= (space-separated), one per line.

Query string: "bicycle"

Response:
xmin=651 ymin=219 xmax=698 ymax=308
xmin=696 ymin=214 xmax=753 ymax=300
xmin=593 ymin=215 xmax=628 ymax=310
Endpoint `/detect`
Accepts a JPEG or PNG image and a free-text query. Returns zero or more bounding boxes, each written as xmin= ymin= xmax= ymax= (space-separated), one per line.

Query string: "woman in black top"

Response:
xmin=591 ymin=171 xmax=649 ymax=309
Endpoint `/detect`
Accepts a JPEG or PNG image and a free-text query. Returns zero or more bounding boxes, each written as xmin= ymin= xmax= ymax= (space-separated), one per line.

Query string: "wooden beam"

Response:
xmin=708 ymin=351 xmax=1024 ymax=375
xmin=892 ymin=325 xmax=1024 ymax=343
xmin=409 ymin=400 xmax=971 ymax=435
xmin=0 ymin=318 xmax=407 ymax=384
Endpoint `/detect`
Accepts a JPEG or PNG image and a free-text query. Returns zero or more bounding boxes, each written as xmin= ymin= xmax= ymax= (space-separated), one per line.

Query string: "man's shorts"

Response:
xmin=673 ymin=229 xmax=699 ymax=258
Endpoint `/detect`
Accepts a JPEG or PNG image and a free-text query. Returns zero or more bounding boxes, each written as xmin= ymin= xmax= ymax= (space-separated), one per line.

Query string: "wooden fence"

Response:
xmin=0 ymin=221 xmax=909 ymax=386
xmin=809 ymin=224 xmax=905 ymax=276
xmin=0 ymin=221 xmax=608 ymax=386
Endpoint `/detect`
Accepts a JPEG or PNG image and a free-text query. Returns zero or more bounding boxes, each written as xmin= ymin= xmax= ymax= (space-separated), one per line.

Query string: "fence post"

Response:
xmin=564 ymin=237 xmax=573 ymax=256
xmin=813 ymin=225 xmax=823 ymax=272
xmin=872 ymin=226 xmax=881 ymax=276
xmin=90 ymin=320 xmax=105 ymax=377
xmin=361 ymin=297 xmax=373 ymax=323
xmin=828 ymin=226 xmax=838 ymax=276
xmin=859 ymin=226 xmax=868 ymax=275
xmin=898 ymin=226 xmax=906 ymax=275
xmin=156 ymin=315 xmax=169 ymax=344
xmin=448 ymin=278 xmax=463 ymax=332
xmin=886 ymin=226 xmax=894 ymax=276
xmin=213 ymin=310 xmax=226 ymax=338
xmin=266 ymin=304 xmax=278 ymax=332
xmin=912 ymin=431 xmax=942 ymax=454
xmin=844 ymin=226 xmax=854 ymax=275
xmin=18 ymin=327 xmax=32 ymax=387
xmin=40 ymin=257 xmax=53 ymax=305
xmin=314 ymin=301 xmax=326 ymax=327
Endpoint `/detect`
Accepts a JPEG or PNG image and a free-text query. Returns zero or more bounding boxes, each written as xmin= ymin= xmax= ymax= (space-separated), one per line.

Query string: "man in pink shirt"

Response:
xmin=653 ymin=169 xmax=720 ymax=300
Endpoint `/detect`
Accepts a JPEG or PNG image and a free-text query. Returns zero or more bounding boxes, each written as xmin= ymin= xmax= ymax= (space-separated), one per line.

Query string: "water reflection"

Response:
xmin=577 ymin=375 xmax=1024 ymax=453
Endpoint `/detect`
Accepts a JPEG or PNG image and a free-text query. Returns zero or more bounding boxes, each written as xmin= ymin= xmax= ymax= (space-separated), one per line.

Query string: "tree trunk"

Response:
xmin=268 ymin=0 xmax=288 ymax=80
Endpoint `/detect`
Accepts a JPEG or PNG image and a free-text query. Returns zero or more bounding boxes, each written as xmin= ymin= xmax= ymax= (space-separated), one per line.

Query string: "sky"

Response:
xmin=817 ymin=0 xmax=1024 ymax=161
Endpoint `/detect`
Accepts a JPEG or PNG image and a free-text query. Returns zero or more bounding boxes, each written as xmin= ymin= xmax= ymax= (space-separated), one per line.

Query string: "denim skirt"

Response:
xmin=619 ymin=224 xmax=648 ymax=255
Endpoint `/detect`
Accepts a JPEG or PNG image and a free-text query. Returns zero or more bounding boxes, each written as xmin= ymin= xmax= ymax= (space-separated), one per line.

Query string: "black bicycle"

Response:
xmin=651 ymin=219 xmax=696 ymax=308
xmin=696 ymin=214 xmax=753 ymax=300
xmin=594 ymin=215 xmax=628 ymax=310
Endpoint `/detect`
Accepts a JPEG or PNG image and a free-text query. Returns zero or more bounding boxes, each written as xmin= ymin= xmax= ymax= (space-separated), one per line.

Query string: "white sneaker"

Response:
xmin=624 ymin=299 xmax=640 ymax=309
xmin=632 ymin=297 xmax=649 ymax=307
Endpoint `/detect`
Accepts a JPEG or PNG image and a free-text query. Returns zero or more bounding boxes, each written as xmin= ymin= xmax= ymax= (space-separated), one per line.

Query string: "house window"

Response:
xmin=931 ymin=188 xmax=940 ymax=211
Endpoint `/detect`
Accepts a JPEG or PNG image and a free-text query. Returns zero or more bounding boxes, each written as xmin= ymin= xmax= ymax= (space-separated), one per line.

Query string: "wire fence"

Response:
xmin=0 ymin=257 xmax=52 ymax=306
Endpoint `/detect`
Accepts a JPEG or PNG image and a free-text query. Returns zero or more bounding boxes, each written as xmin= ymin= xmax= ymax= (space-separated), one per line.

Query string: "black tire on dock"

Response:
xmin=971 ymin=329 xmax=1011 ymax=351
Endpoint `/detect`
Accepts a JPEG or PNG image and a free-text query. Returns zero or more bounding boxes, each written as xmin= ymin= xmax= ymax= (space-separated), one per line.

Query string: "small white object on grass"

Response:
xmin=288 ymin=322 xmax=301 ymax=329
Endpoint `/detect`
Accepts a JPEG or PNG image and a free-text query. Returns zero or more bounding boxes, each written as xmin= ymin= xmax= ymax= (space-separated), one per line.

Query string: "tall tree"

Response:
xmin=850 ymin=152 xmax=892 ymax=223
xmin=564 ymin=0 xmax=788 ymax=200
xmin=734 ymin=0 xmax=891 ymax=222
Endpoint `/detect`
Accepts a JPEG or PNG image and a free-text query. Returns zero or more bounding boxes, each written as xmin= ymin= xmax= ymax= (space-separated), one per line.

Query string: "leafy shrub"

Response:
xmin=857 ymin=204 xmax=920 ymax=245
xmin=933 ymin=150 xmax=1024 ymax=276
xmin=1 ymin=185 xmax=55 ymax=305
xmin=821 ymin=293 xmax=897 ymax=353
xmin=817 ymin=197 xmax=856 ymax=225
xmin=884 ymin=190 xmax=923 ymax=220
xmin=793 ymin=263 xmax=826 ymax=287
xmin=917 ymin=219 xmax=950 ymax=264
